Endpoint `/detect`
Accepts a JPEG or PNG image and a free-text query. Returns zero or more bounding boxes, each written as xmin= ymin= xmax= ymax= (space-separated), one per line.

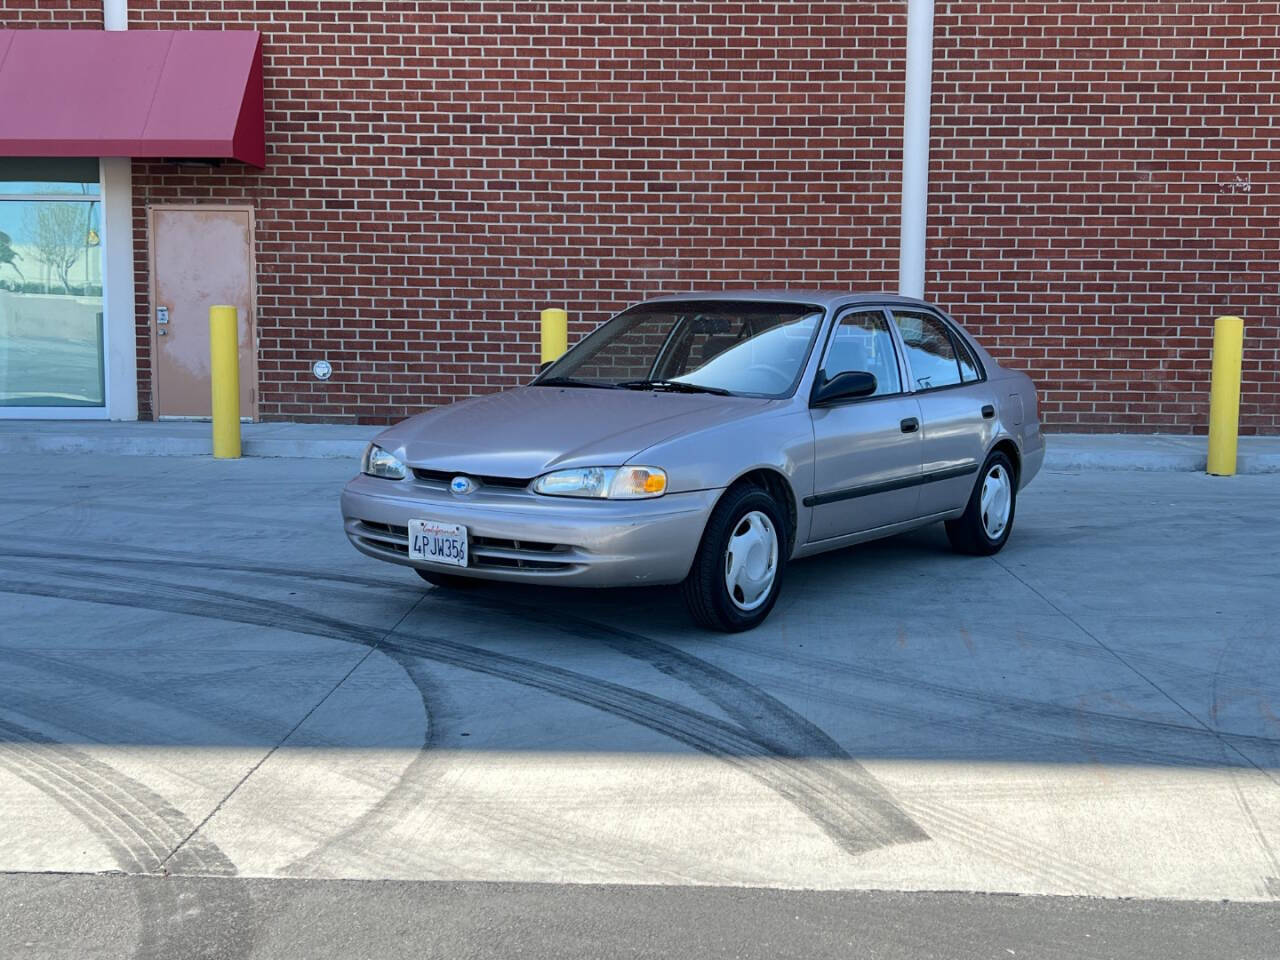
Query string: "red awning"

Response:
xmin=0 ymin=30 xmax=264 ymax=167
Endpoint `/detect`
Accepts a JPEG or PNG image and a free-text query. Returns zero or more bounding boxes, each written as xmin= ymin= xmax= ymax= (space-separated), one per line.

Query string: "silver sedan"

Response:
xmin=341 ymin=291 xmax=1044 ymax=631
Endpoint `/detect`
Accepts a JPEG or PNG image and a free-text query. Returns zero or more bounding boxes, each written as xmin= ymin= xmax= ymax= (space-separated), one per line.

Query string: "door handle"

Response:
xmin=981 ymin=404 xmax=995 ymax=419
xmin=900 ymin=417 xmax=919 ymax=434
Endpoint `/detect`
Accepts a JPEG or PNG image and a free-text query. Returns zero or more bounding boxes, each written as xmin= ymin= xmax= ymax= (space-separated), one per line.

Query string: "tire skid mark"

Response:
xmin=0 ymin=548 xmax=911 ymax=867
xmin=699 ymin=632 xmax=1280 ymax=757
xmin=284 ymin=651 xmax=448 ymax=875
xmin=441 ymin=594 xmax=927 ymax=851
xmin=891 ymin=776 xmax=1196 ymax=804
xmin=0 ymin=756 xmax=203 ymax=959
xmin=0 ymin=717 xmax=255 ymax=959
xmin=0 ymin=745 xmax=154 ymax=869
xmin=897 ymin=795 xmax=1134 ymax=896
xmin=0 ymin=496 xmax=327 ymax=534
xmin=5 ymin=549 xmax=925 ymax=853
xmin=52 ymin=534 xmax=1256 ymax=761
xmin=1225 ymin=762 xmax=1280 ymax=896
xmin=0 ymin=646 xmax=353 ymax=750
xmin=284 ymin=652 xmax=733 ymax=884
xmin=594 ymin=638 xmax=1224 ymax=768
xmin=6 ymin=549 xmax=1270 ymax=761
xmin=0 ymin=543 xmax=413 ymax=594
xmin=720 ymin=668 xmax=1244 ymax=770
xmin=1 ymin=544 xmax=1254 ymax=697
xmin=2 ymin=740 xmax=181 ymax=870
xmin=1 ymin=555 xmax=677 ymax=877
xmin=3 ymin=571 xmax=915 ymax=858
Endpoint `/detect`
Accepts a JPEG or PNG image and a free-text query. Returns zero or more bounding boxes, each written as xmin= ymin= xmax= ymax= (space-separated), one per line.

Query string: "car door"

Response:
xmin=806 ymin=307 xmax=924 ymax=542
xmin=890 ymin=308 xmax=994 ymax=517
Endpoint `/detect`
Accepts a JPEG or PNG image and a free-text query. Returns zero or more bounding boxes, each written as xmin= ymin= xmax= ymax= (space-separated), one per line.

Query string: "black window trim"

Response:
xmin=889 ymin=306 xmax=988 ymax=396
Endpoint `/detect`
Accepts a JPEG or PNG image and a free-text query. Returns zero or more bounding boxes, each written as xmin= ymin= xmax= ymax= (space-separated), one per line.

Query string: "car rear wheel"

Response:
xmin=682 ymin=484 xmax=786 ymax=632
xmin=414 ymin=568 xmax=476 ymax=589
xmin=945 ymin=450 xmax=1017 ymax=556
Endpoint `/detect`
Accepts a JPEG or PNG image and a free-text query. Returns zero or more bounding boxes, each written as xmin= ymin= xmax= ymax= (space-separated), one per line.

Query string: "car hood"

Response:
xmin=373 ymin=386 xmax=771 ymax=478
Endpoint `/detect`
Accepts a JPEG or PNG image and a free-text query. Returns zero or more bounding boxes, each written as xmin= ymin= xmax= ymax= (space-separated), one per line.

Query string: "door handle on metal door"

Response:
xmin=900 ymin=417 xmax=919 ymax=434
xmin=981 ymin=404 xmax=995 ymax=419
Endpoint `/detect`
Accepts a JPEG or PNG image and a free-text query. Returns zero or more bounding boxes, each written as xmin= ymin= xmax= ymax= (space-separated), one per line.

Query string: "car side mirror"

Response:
xmin=538 ymin=360 xmax=554 ymax=373
xmin=811 ymin=370 xmax=877 ymax=406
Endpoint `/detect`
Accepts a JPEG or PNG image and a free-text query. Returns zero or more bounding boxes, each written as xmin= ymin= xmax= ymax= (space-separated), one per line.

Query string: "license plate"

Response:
xmin=408 ymin=519 xmax=468 ymax=568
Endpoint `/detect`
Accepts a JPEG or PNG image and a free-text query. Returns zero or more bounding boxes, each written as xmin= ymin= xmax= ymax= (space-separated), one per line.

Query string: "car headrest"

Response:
xmin=699 ymin=335 xmax=741 ymax=364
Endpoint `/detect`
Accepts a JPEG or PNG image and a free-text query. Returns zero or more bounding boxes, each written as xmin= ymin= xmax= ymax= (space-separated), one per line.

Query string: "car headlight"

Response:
xmin=361 ymin=443 xmax=408 ymax=480
xmin=532 ymin=466 xmax=667 ymax=499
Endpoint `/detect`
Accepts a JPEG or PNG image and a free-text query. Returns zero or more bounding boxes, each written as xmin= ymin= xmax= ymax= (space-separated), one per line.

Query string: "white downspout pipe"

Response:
xmin=103 ymin=0 xmax=127 ymax=30
xmin=898 ymin=0 xmax=935 ymax=300
xmin=101 ymin=0 xmax=138 ymax=417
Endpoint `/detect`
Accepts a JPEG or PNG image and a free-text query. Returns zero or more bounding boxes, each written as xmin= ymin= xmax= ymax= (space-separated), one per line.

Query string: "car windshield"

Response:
xmin=535 ymin=300 xmax=825 ymax=398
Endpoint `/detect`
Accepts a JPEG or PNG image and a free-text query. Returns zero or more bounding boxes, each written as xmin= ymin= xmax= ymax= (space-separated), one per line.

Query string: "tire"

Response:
xmin=682 ymin=484 xmax=787 ymax=632
xmin=414 ymin=567 xmax=476 ymax=589
xmin=945 ymin=450 xmax=1018 ymax=556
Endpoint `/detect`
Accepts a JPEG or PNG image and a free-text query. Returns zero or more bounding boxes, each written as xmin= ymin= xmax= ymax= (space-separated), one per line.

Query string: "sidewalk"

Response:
xmin=0 ymin=420 xmax=373 ymax=460
xmin=1041 ymin=432 xmax=1280 ymax=474
xmin=0 ymin=419 xmax=1278 ymax=473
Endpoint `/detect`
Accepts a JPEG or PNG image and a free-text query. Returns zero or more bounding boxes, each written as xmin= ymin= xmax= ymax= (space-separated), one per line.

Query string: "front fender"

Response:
xmin=627 ymin=404 xmax=815 ymax=551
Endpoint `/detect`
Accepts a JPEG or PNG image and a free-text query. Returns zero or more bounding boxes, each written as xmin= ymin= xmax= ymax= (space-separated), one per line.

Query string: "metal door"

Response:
xmin=148 ymin=205 xmax=256 ymax=418
xmin=913 ymin=384 xmax=995 ymax=514
xmin=805 ymin=307 xmax=924 ymax=542
xmin=891 ymin=308 xmax=993 ymax=516
xmin=808 ymin=395 xmax=925 ymax=541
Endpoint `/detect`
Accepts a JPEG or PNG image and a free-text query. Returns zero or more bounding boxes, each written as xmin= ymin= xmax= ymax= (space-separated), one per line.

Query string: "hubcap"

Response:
xmin=980 ymin=464 xmax=1013 ymax=540
xmin=724 ymin=510 xmax=778 ymax=612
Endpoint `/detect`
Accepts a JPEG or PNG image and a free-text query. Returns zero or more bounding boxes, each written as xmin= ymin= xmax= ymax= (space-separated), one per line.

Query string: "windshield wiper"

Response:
xmin=535 ymin=376 xmax=620 ymax=390
xmin=617 ymin=379 xmax=732 ymax=396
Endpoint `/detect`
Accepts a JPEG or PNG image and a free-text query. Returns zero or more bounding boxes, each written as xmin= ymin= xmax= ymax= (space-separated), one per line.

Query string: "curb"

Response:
xmin=1042 ymin=443 xmax=1280 ymax=475
xmin=1 ymin=427 xmax=1277 ymax=473
xmin=0 ymin=433 xmax=368 ymax=460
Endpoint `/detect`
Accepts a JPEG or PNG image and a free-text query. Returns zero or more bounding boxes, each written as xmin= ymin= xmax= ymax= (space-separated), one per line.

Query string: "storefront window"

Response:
xmin=0 ymin=158 xmax=105 ymax=407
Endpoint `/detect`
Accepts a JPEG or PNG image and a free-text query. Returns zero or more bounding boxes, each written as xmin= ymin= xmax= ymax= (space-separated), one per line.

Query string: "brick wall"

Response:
xmin=931 ymin=2 xmax=1279 ymax=433
xmin=15 ymin=0 xmax=1276 ymax=431
xmin=128 ymin=2 xmax=907 ymax=423
xmin=0 ymin=0 xmax=102 ymax=29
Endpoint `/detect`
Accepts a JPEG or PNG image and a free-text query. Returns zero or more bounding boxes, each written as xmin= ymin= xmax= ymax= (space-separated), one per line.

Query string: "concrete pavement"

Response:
xmin=0 ymin=454 xmax=1278 ymax=955
xmin=1 ymin=418 xmax=1280 ymax=471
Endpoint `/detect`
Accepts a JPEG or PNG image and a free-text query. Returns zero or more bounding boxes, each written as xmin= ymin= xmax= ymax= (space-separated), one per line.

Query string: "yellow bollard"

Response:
xmin=540 ymin=307 xmax=568 ymax=365
xmin=209 ymin=305 xmax=241 ymax=459
xmin=1206 ymin=315 xmax=1244 ymax=476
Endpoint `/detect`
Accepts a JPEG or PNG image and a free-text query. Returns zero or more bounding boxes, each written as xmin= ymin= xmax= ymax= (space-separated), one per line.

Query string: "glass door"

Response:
xmin=0 ymin=158 xmax=105 ymax=410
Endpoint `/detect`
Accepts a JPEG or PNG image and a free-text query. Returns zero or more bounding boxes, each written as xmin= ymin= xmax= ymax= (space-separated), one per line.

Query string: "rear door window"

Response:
xmin=892 ymin=311 xmax=964 ymax=391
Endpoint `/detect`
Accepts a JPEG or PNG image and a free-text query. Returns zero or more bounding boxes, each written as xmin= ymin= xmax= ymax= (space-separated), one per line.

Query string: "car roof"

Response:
xmin=636 ymin=289 xmax=937 ymax=311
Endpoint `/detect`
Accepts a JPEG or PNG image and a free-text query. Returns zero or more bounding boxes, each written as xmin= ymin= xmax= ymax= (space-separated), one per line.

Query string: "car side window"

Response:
xmin=821 ymin=310 xmax=901 ymax=397
xmin=892 ymin=311 xmax=964 ymax=391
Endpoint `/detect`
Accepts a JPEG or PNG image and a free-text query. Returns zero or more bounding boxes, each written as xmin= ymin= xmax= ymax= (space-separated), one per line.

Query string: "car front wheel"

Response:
xmin=945 ymin=450 xmax=1017 ymax=556
xmin=682 ymin=484 xmax=787 ymax=632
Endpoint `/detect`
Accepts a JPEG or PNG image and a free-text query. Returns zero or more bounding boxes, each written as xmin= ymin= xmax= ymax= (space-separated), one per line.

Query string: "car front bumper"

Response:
xmin=341 ymin=473 xmax=720 ymax=587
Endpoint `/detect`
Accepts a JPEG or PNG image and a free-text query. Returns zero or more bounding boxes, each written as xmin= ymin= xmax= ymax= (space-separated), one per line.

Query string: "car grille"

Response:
xmin=351 ymin=520 xmax=574 ymax=572
xmin=411 ymin=468 xmax=532 ymax=492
